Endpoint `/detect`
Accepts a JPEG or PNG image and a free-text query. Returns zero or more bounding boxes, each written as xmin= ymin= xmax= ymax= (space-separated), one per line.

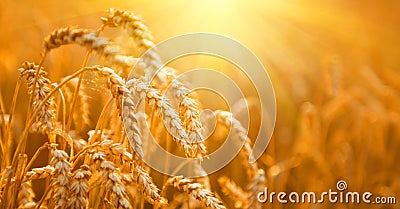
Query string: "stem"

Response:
xmin=71 ymin=142 xmax=99 ymax=168
xmin=0 ymin=90 xmax=6 ymax=159
xmin=186 ymin=195 xmax=191 ymax=209
xmin=58 ymin=88 xmax=67 ymax=133
xmin=65 ymin=51 xmax=92 ymax=140
xmin=35 ymin=184 xmax=51 ymax=209
xmin=10 ymin=154 xmax=27 ymax=209
xmin=0 ymin=168 xmax=12 ymax=209
xmin=89 ymin=97 xmax=113 ymax=144
xmin=163 ymin=134 xmax=172 ymax=183
xmin=4 ymin=78 xmax=21 ymax=166
xmin=140 ymin=197 xmax=144 ymax=209
xmin=56 ymin=88 xmax=68 ymax=151
xmin=24 ymin=142 xmax=49 ymax=177
xmin=133 ymin=195 xmax=138 ymax=209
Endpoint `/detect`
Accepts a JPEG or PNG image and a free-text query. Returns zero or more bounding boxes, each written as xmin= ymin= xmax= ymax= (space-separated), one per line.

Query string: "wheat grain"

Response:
xmin=99 ymin=139 xmax=133 ymax=163
xmin=152 ymin=68 xmax=208 ymax=158
xmin=174 ymin=79 xmax=207 ymax=157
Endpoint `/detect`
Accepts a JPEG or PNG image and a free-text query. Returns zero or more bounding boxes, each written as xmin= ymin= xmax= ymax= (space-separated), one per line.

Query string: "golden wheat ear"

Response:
xmin=162 ymin=176 xmax=226 ymax=209
xmin=17 ymin=181 xmax=36 ymax=208
xmin=218 ymin=176 xmax=249 ymax=208
xmin=132 ymin=165 xmax=168 ymax=207
xmin=87 ymin=66 xmax=144 ymax=159
xmin=67 ymin=165 xmax=91 ymax=208
xmin=101 ymin=8 xmax=155 ymax=51
xmin=44 ymin=27 xmax=137 ymax=68
xmin=215 ymin=110 xmax=266 ymax=209
xmin=49 ymin=148 xmax=72 ymax=208
xmin=127 ymin=78 xmax=202 ymax=157
xmin=19 ymin=61 xmax=57 ymax=134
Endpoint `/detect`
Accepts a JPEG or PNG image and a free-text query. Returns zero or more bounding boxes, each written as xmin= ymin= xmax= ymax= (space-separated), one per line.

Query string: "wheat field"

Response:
xmin=0 ymin=1 xmax=399 ymax=209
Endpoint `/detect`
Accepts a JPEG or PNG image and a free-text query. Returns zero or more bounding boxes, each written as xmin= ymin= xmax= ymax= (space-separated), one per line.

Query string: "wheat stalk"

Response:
xmin=63 ymin=78 xmax=91 ymax=130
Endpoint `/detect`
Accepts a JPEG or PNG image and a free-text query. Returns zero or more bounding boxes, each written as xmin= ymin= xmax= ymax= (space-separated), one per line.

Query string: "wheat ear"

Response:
xmin=17 ymin=181 xmax=36 ymax=209
xmin=19 ymin=62 xmax=57 ymax=133
xmin=127 ymin=78 xmax=199 ymax=157
xmin=215 ymin=110 xmax=266 ymax=209
xmin=101 ymin=8 xmax=154 ymax=51
xmin=67 ymin=165 xmax=91 ymax=208
xmin=49 ymin=148 xmax=72 ymax=209
xmin=132 ymin=165 xmax=168 ymax=207
xmin=25 ymin=165 xmax=54 ymax=182
xmin=100 ymin=8 xmax=207 ymax=158
xmin=163 ymin=176 xmax=226 ymax=209
xmin=43 ymin=27 xmax=137 ymax=68
xmin=99 ymin=161 xmax=131 ymax=209
xmin=87 ymin=66 xmax=143 ymax=158
xmin=218 ymin=177 xmax=248 ymax=208
xmin=81 ymin=136 xmax=165 ymax=207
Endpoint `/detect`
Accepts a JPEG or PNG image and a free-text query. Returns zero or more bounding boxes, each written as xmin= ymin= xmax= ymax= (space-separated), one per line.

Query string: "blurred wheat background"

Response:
xmin=0 ymin=0 xmax=399 ymax=208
